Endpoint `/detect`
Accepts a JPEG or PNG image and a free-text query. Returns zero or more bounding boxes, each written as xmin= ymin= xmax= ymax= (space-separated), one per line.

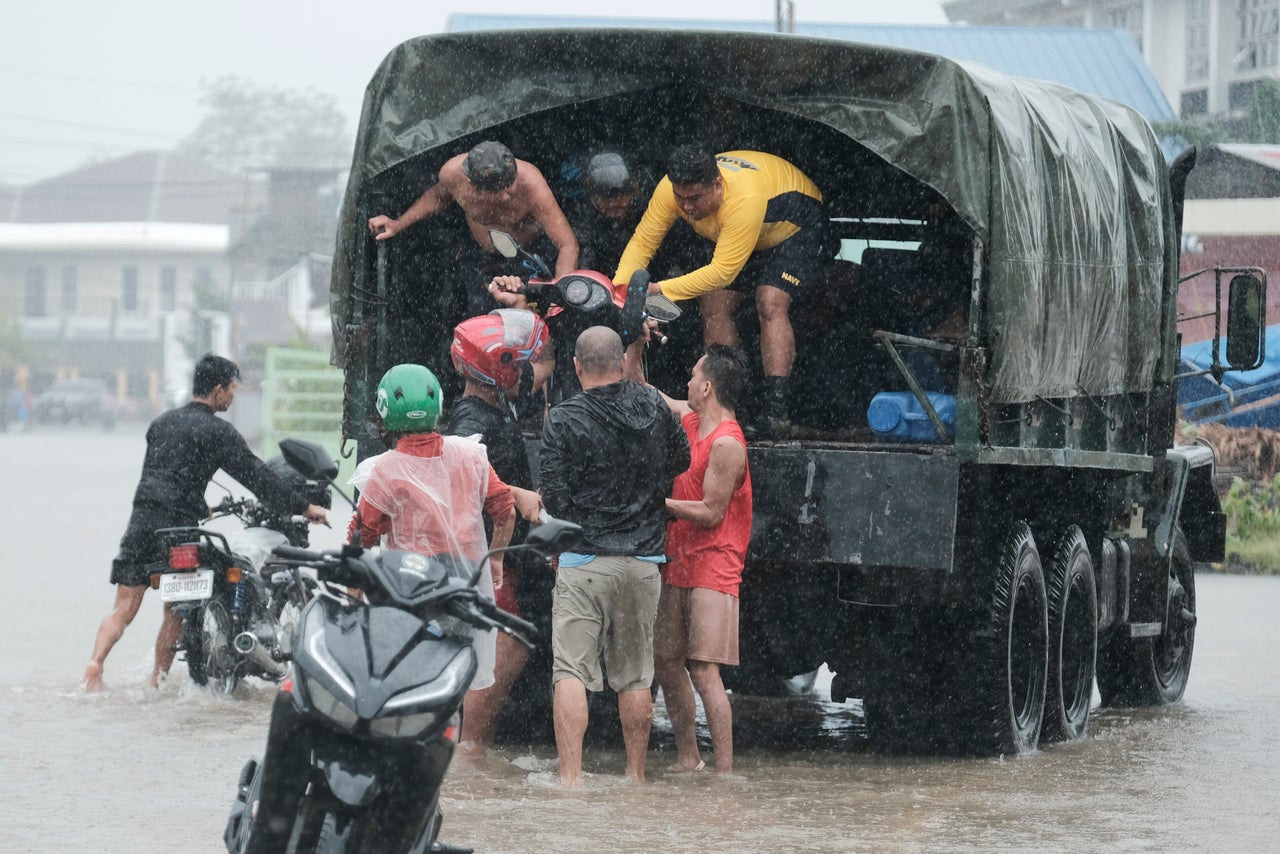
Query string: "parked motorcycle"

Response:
xmin=224 ymin=438 xmax=583 ymax=854
xmin=150 ymin=468 xmax=331 ymax=694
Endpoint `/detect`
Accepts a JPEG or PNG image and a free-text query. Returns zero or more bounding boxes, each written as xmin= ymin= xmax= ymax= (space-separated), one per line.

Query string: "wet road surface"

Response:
xmin=2 ymin=426 xmax=1279 ymax=852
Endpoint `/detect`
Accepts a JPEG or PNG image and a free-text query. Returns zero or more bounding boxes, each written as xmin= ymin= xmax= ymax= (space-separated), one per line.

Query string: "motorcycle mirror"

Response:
xmin=279 ymin=438 xmax=340 ymax=483
xmin=523 ymin=517 xmax=585 ymax=555
xmin=644 ymin=294 xmax=682 ymax=323
xmin=489 ymin=230 xmax=520 ymax=259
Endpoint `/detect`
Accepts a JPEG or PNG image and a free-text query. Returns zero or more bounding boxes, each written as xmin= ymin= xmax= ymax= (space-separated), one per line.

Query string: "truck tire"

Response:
xmin=1098 ymin=528 xmax=1195 ymax=707
xmin=949 ymin=520 xmax=1048 ymax=755
xmin=1040 ymin=526 xmax=1097 ymax=742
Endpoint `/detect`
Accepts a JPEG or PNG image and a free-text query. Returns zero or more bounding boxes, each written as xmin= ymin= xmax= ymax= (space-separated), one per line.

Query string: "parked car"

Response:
xmin=33 ymin=378 xmax=116 ymax=428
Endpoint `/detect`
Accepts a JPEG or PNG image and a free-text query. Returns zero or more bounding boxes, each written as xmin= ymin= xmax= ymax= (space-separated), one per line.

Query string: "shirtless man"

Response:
xmin=367 ymin=140 xmax=579 ymax=286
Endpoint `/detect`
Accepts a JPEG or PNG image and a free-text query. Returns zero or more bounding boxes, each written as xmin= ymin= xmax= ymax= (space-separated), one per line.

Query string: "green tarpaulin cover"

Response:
xmin=334 ymin=29 xmax=1174 ymax=404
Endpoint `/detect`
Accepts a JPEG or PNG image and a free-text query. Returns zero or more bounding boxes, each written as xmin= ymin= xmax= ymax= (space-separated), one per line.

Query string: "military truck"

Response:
xmin=330 ymin=30 xmax=1267 ymax=754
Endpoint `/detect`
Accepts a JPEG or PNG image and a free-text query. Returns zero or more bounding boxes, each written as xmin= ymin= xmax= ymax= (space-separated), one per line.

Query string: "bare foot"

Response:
xmin=559 ymin=773 xmax=583 ymax=788
xmin=452 ymin=741 xmax=491 ymax=769
xmin=669 ymin=758 xmax=706 ymax=772
xmin=82 ymin=662 xmax=104 ymax=693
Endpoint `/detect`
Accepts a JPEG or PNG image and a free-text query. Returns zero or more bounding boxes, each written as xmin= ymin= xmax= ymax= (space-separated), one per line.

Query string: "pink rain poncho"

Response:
xmin=350 ymin=432 xmax=514 ymax=689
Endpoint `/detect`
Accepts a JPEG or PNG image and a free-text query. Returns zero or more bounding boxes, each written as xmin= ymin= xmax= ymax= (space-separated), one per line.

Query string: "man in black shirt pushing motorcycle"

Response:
xmin=83 ymin=354 xmax=328 ymax=692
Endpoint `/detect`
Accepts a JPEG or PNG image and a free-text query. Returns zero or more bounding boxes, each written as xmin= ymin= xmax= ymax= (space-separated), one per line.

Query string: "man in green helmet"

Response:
xmin=350 ymin=363 xmax=516 ymax=699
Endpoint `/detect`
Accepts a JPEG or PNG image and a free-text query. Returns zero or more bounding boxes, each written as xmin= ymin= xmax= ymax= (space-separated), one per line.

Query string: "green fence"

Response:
xmin=261 ymin=347 xmax=354 ymax=488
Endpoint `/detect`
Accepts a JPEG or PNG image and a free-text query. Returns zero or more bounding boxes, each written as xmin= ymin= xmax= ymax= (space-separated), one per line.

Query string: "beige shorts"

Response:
xmin=653 ymin=583 xmax=739 ymax=666
xmin=551 ymin=556 xmax=662 ymax=693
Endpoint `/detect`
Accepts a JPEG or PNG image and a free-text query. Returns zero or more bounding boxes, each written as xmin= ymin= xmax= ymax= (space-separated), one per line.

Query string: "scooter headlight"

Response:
xmin=303 ymin=675 xmax=359 ymax=730
xmin=366 ymin=651 xmax=473 ymax=739
xmin=368 ymin=709 xmax=441 ymax=739
xmin=381 ymin=651 xmax=474 ymax=714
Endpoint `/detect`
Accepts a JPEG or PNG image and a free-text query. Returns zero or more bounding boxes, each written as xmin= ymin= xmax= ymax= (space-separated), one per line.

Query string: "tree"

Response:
xmin=0 ymin=310 xmax=39 ymax=372
xmin=1244 ymin=78 xmax=1280 ymax=144
xmin=179 ymin=75 xmax=353 ymax=174
xmin=1155 ymin=78 xmax=1280 ymax=150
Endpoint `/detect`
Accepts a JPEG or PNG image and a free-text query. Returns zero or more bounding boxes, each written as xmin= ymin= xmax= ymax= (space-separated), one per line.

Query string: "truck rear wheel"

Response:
xmin=1098 ymin=528 xmax=1195 ymax=707
xmin=1040 ymin=526 xmax=1097 ymax=742
xmin=949 ymin=520 xmax=1048 ymax=755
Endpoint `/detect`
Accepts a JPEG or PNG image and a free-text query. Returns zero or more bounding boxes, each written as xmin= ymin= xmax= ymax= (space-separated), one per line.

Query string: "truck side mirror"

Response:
xmin=1226 ymin=272 xmax=1266 ymax=371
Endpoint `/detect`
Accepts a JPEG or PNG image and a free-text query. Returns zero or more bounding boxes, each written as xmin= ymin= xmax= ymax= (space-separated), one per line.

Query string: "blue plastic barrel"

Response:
xmin=866 ymin=391 xmax=956 ymax=442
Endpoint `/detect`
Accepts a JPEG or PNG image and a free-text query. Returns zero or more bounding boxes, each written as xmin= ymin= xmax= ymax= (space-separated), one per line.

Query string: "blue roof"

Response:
xmin=1179 ymin=325 xmax=1280 ymax=426
xmin=445 ymin=14 xmax=1173 ymax=122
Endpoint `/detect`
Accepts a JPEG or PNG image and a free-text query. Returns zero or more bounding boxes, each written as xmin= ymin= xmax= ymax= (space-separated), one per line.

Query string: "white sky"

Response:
xmin=2 ymin=1 xmax=947 ymax=185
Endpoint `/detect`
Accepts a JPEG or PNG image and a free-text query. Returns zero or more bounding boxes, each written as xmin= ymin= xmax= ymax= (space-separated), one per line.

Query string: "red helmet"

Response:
xmin=451 ymin=309 xmax=548 ymax=388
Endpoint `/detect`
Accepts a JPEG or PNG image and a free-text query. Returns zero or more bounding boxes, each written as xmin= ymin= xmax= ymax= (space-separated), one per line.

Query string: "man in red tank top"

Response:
xmin=644 ymin=344 xmax=752 ymax=773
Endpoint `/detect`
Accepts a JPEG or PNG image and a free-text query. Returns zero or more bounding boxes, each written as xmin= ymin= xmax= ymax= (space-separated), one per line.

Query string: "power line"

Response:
xmin=0 ymin=66 xmax=197 ymax=94
xmin=0 ymin=136 xmax=149 ymax=151
xmin=0 ymin=113 xmax=185 ymax=140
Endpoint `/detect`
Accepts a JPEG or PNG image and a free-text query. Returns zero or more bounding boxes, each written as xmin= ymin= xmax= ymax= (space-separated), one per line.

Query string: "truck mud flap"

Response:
xmin=747 ymin=446 xmax=959 ymax=571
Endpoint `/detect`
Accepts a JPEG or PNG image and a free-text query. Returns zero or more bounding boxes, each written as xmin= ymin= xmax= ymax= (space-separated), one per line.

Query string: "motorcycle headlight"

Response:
xmin=365 ymin=651 xmax=472 ymax=739
xmin=303 ymin=675 xmax=359 ymax=730
xmin=380 ymin=650 xmax=474 ymax=714
xmin=368 ymin=709 xmax=441 ymax=739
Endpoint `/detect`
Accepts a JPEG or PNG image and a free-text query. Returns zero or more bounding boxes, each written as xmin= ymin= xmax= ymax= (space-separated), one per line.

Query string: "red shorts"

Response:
xmin=494 ymin=562 xmax=521 ymax=617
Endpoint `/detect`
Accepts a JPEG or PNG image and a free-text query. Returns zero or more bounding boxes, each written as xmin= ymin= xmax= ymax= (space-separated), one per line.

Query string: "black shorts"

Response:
xmin=455 ymin=233 xmax=558 ymax=317
xmin=729 ymin=217 xmax=832 ymax=300
xmin=109 ymin=524 xmax=166 ymax=587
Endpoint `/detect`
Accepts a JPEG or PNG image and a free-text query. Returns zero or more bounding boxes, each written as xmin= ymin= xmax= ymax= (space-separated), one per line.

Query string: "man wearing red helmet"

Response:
xmin=442 ymin=309 xmax=550 ymax=749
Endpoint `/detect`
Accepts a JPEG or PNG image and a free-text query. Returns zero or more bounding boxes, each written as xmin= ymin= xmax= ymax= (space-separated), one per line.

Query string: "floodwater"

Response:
xmin=3 ymin=425 xmax=1279 ymax=853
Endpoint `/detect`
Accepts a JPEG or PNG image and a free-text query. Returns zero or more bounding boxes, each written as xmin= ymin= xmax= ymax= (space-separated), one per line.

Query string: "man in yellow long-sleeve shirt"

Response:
xmin=614 ymin=146 xmax=831 ymax=437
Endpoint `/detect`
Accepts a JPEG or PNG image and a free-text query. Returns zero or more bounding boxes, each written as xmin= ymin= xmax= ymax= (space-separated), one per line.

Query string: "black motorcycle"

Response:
xmin=224 ymin=438 xmax=582 ymax=854
xmin=150 ymin=468 xmax=330 ymax=694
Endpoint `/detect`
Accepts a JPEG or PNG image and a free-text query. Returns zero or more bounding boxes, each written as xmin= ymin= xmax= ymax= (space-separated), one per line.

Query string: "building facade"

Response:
xmin=943 ymin=0 xmax=1280 ymax=118
xmin=0 ymin=152 xmax=247 ymax=413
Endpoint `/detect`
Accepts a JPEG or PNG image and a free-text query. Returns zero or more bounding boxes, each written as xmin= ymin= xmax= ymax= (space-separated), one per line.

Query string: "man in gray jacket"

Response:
xmin=539 ymin=326 xmax=690 ymax=787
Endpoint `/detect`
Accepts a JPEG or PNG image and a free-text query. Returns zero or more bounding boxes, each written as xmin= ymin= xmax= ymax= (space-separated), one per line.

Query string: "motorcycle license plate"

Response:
xmin=158 ymin=569 xmax=215 ymax=602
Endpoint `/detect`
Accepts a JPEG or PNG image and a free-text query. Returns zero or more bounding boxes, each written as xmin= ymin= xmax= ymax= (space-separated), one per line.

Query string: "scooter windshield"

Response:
xmin=365 ymin=549 xmax=470 ymax=606
xmin=349 ymin=436 xmax=496 ymax=602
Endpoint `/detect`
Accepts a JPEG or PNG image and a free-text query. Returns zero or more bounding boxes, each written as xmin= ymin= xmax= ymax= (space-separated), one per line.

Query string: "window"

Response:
xmin=1229 ymin=78 xmax=1260 ymax=108
xmin=159 ymin=266 xmax=177 ymax=312
xmin=23 ymin=267 xmax=47 ymax=317
xmin=60 ymin=265 xmax=78 ymax=314
xmin=122 ymin=265 xmax=138 ymax=312
xmin=1187 ymin=0 xmax=1211 ymax=82
xmin=1182 ymin=88 xmax=1210 ymax=115
xmin=1105 ymin=2 xmax=1145 ymax=51
xmin=193 ymin=265 xmax=214 ymax=298
xmin=1236 ymin=0 xmax=1280 ymax=70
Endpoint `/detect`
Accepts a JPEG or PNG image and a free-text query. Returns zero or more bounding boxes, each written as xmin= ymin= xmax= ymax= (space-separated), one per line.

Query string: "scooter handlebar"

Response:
xmin=447 ymin=595 xmax=538 ymax=648
xmin=477 ymin=596 xmax=539 ymax=639
xmin=271 ymin=545 xmax=367 ymax=588
xmin=273 ymin=545 xmax=324 ymax=563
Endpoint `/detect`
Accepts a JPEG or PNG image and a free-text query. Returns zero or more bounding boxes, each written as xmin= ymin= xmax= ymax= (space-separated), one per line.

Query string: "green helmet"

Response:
xmin=375 ymin=364 xmax=443 ymax=431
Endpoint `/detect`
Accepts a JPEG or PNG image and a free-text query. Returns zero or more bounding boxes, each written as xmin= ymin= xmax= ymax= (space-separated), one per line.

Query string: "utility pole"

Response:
xmin=776 ymin=0 xmax=795 ymax=33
